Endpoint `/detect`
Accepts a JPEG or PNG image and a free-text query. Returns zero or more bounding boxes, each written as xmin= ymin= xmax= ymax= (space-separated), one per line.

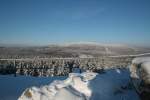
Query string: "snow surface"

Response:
xmin=0 ymin=75 xmax=66 ymax=100
xmin=18 ymin=69 xmax=139 ymax=100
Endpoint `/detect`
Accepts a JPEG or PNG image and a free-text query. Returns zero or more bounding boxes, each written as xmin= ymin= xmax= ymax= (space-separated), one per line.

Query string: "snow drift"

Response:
xmin=18 ymin=69 xmax=139 ymax=100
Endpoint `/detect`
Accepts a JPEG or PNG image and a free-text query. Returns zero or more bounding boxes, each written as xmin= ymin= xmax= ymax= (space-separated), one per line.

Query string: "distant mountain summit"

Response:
xmin=49 ymin=42 xmax=128 ymax=47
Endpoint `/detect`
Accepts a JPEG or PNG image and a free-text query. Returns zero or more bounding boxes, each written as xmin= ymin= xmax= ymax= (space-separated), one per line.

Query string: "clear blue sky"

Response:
xmin=0 ymin=0 xmax=150 ymax=46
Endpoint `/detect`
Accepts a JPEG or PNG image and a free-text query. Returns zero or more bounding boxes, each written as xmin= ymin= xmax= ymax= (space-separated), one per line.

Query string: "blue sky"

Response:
xmin=0 ymin=0 xmax=150 ymax=46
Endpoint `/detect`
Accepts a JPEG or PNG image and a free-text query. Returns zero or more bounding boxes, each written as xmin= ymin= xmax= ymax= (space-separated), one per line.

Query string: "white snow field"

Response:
xmin=18 ymin=69 xmax=140 ymax=100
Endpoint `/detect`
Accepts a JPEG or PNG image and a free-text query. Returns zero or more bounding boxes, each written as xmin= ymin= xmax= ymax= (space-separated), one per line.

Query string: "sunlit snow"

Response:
xmin=18 ymin=69 xmax=140 ymax=100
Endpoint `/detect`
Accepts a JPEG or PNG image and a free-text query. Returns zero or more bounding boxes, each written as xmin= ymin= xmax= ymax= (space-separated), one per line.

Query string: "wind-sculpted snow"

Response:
xmin=18 ymin=69 xmax=139 ymax=100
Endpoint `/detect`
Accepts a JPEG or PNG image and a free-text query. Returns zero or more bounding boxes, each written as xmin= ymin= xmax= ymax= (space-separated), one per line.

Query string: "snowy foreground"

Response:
xmin=18 ymin=69 xmax=139 ymax=100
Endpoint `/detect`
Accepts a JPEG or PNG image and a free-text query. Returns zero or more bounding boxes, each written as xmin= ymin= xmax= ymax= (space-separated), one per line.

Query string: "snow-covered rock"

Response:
xmin=18 ymin=70 xmax=139 ymax=100
xmin=130 ymin=57 xmax=150 ymax=94
xmin=130 ymin=57 xmax=150 ymax=79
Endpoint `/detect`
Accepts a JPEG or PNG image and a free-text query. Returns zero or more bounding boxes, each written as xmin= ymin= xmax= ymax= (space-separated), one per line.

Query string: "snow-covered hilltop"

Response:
xmin=18 ymin=69 xmax=139 ymax=100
